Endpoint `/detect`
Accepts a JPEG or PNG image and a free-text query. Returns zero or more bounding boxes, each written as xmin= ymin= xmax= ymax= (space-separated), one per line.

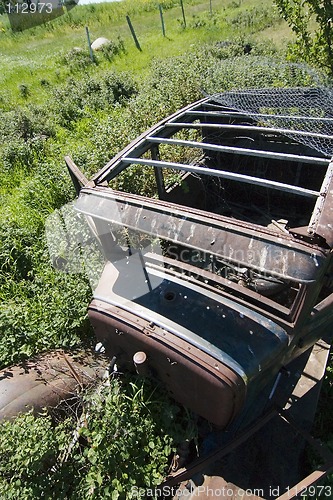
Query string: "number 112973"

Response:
xmin=6 ymin=3 xmax=54 ymax=14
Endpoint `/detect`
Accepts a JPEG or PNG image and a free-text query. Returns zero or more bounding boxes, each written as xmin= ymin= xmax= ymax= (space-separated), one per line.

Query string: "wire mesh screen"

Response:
xmin=212 ymin=87 xmax=333 ymax=157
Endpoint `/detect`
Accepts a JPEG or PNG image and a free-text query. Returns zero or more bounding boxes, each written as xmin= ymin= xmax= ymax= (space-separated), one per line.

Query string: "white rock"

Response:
xmin=91 ymin=37 xmax=110 ymax=51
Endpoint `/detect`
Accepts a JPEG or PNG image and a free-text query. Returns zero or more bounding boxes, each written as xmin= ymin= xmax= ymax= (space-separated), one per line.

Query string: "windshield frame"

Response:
xmin=75 ymin=187 xmax=326 ymax=325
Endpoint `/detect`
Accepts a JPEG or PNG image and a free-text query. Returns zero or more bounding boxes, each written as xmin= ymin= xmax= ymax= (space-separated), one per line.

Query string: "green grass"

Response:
xmin=0 ymin=0 xmax=331 ymax=496
xmin=0 ymin=0 xmax=282 ymax=107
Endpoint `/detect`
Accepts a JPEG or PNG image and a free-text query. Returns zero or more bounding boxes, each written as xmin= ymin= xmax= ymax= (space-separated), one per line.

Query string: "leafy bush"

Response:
xmin=1 ymin=139 xmax=37 ymax=171
xmin=0 ymin=376 xmax=197 ymax=499
xmin=102 ymin=71 xmax=137 ymax=104
xmin=0 ymin=270 xmax=92 ymax=366
xmin=227 ymin=0 xmax=241 ymax=8
xmin=51 ymin=72 xmax=138 ymax=127
xmin=0 ymin=106 xmax=56 ymax=171
xmin=275 ymin=0 xmax=333 ymax=76
xmin=188 ymin=11 xmax=221 ymax=29
xmin=0 ymin=412 xmax=71 ymax=498
xmin=61 ymin=47 xmax=95 ymax=72
xmin=100 ymin=37 xmax=126 ymax=62
xmin=18 ymin=83 xmax=30 ymax=98
xmin=0 ymin=158 xmax=87 ymax=366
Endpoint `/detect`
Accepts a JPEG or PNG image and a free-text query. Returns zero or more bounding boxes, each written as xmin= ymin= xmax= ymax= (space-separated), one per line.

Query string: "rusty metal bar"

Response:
xmin=308 ymin=160 xmax=333 ymax=236
xmin=146 ymin=135 xmax=329 ymax=166
xmin=121 ymin=157 xmax=320 ymax=198
xmin=164 ymin=122 xmax=333 ymax=141
xmin=188 ymin=107 xmax=333 ymax=124
xmin=65 ymin=156 xmax=89 ymax=195
xmin=62 ymin=351 xmax=84 ymax=390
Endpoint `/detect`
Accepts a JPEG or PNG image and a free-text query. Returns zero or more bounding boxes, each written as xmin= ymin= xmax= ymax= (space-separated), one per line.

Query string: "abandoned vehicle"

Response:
xmin=64 ymin=89 xmax=333 ymax=429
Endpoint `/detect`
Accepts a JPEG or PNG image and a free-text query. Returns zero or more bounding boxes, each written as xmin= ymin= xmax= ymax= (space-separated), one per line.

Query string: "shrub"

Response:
xmin=100 ymin=37 xmax=126 ymax=61
xmin=40 ymin=78 xmax=50 ymax=87
xmin=1 ymin=139 xmax=36 ymax=170
xmin=208 ymin=37 xmax=278 ymax=60
xmin=52 ymin=83 xmax=85 ymax=125
xmin=0 ymin=269 xmax=93 ymax=366
xmin=0 ymin=106 xmax=56 ymax=171
xmin=0 ymin=412 xmax=71 ymax=498
xmin=51 ymin=72 xmax=138 ymax=126
xmin=61 ymin=47 xmax=95 ymax=72
xmin=0 ymin=376 xmax=198 ymax=499
xmin=102 ymin=71 xmax=137 ymax=104
xmin=18 ymin=83 xmax=30 ymax=98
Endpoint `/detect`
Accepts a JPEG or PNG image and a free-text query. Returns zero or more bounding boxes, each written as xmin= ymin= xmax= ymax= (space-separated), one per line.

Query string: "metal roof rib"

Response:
xmin=121 ymin=157 xmax=320 ymax=198
xmin=145 ymin=135 xmax=329 ymax=166
xmin=163 ymin=122 xmax=333 ymax=141
xmin=184 ymin=109 xmax=333 ymax=124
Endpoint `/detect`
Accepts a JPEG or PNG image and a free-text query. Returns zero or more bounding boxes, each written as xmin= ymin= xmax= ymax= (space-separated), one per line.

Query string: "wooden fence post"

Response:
xmin=159 ymin=4 xmax=166 ymax=37
xmin=209 ymin=0 xmax=213 ymax=15
xmin=85 ymin=26 xmax=94 ymax=62
xmin=126 ymin=15 xmax=142 ymax=51
xmin=180 ymin=0 xmax=186 ymax=28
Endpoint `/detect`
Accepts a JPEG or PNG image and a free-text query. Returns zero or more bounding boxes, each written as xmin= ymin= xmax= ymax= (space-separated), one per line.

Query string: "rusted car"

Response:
xmin=66 ymin=90 xmax=333 ymax=429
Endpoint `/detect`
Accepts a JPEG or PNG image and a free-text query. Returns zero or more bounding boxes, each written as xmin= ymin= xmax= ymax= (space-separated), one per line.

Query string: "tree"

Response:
xmin=275 ymin=0 xmax=333 ymax=76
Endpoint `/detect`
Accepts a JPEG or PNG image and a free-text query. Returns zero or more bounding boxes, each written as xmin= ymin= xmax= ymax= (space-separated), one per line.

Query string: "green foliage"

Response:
xmin=61 ymin=47 xmax=95 ymax=72
xmin=51 ymin=72 xmax=138 ymax=127
xmin=209 ymin=37 xmax=278 ymax=59
xmin=0 ymin=160 xmax=92 ymax=366
xmin=100 ymin=37 xmax=126 ymax=62
xmin=0 ymin=377 xmax=197 ymax=499
xmin=18 ymin=83 xmax=30 ymax=98
xmin=188 ymin=11 xmax=220 ymax=29
xmin=227 ymin=5 xmax=280 ymax=33
xmin=0 ymin=106 xmax=56 ymax=172
xmin=0 ymin=270 xmax=92 ymax=366
xmin=275 ymin=0 xmax=333 ymax=75
xmin=228 ymin=0 xmax=241 ymax=8
xmin=0 ymin=412 xmax=71 ymax=498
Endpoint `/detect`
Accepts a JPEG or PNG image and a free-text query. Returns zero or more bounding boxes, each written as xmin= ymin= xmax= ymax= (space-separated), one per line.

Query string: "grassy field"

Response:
xmin=0 ymin=0 xmax=332 ymax=497
xmin=0 ymin=0 xmax=287 ymax=107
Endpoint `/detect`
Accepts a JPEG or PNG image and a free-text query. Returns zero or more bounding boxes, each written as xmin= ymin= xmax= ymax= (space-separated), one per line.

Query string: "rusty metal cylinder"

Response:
xmin=133 ymin=351 xmax=149 ymax=376
xmin=0 ymin=350 xmax=108 ymax=421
